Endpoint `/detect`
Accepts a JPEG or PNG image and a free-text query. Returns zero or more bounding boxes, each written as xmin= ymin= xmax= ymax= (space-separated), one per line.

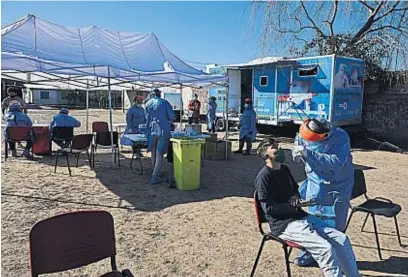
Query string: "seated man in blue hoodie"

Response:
xmin=49 ymin=108 xmax=81 ymax=147
xmin=4 ymin=104 xmax=33 ymax=158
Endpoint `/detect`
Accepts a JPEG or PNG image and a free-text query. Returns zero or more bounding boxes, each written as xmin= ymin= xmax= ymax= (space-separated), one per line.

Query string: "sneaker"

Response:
xmin=23 ymin=150 xmax=33 ymax=159
xmin=151 ymin=175 xmax=161 ymax=185
xmin=233 ymin=149 xmax=243 ymax=154
xmin=243 ymin=151 xmax=251 ymax=156
xmin=294 ymin=251 xmax=318 ymax=267
xmin=11 ymin=150 xmax=17 ymax=157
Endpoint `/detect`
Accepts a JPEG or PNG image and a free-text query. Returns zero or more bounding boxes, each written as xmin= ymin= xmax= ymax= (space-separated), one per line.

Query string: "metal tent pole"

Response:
xmin=225 ymin=75 xmax=229 ymax=160
xmin=107 ymin=66 xmax=115 ymax=168
xmin=86 ymin=79 xmax=89 ymax=133
xmin=179 ymin=84 xmax=183 ymax=128
xmin=122 ymin=89 xmax=125 ymax=113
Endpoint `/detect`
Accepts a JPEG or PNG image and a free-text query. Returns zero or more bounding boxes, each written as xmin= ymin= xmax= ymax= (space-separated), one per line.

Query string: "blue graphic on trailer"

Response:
xmin=332 ymin=57 xmax=364 ymax=125
xmin=279 ymin=56 xmax=332 ymax=122
xmin=253 ymin=67 xmax=276 ymax=120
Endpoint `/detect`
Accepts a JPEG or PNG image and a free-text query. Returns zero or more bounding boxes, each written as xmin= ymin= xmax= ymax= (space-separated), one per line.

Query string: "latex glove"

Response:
xmin=292 ymin=145 xmax=306 ymax=163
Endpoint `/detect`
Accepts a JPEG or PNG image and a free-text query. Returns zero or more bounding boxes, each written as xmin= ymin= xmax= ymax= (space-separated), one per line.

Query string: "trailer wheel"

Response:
xmin=216 ymin=118 xmax=225 ymax=131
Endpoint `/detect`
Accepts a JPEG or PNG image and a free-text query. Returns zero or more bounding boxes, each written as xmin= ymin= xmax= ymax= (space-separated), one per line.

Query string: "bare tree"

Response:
xmin=251 ymin=0 xmax=408 ymax=80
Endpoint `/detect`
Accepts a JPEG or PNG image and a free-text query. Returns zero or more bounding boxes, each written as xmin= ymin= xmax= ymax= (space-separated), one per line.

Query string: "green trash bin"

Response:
xmin=170 ymin=138 xmax=205 ymax=191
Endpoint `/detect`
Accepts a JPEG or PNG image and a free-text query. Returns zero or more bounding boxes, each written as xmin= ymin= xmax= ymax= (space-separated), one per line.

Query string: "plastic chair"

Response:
xmin=51 ymin=127 xmax=74 ymax=149
xmin=4 ymin=126 xmax=33 ymax=160
xmin=251 ymin=191 xmax=304 ymax=277
xmin=92 ymin=121 xmax=109 ymax=133
xmin=54 ymin=134 xmax=93 ymax=176
xmin=92 ymin=131 xmax=120 ymax=168
xmin=344 ymin=169 xmax=403 ymax=260
xmin=29 ymin=211 xmax=134 ymax=277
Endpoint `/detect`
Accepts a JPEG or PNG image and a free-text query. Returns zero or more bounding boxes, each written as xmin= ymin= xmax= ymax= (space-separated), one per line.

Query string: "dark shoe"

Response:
xmin=234 ymin=149 xmax=243 ymax=154
xmin=242 ymin=151 xmax=250 ymax=156
xmin=23 ymin=150 xmax=33 ymax=159
xmin=294 ymin=251 xmax=318 ymax=268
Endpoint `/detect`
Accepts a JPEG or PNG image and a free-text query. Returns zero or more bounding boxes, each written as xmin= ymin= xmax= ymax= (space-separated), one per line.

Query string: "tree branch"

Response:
xmin=329 ymin=0 xmax=339 ymax=37
xmin=359 ymin=0 xmax=374 ymax=12
xmin=351 ymin=1 xmax=385 ymax=43
xmin=300 ymin=0 xmax=326 ymax=37
xmin=374 ymin=1 xmax=402 ymax=23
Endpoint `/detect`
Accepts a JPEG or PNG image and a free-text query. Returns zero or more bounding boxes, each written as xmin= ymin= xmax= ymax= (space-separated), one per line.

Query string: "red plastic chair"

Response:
xmin=29 ymin=211 xmax=134 ymax=277
xmin=251 ymin=191 xmax=304 ymax=277
xmin=92 ymin=121 xmax=109 ymax=133
xmin=4 ymin=126 xmax=33 ymax=160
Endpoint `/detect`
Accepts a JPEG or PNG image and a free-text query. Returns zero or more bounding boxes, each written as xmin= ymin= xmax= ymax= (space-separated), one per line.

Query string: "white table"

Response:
xmin=122 ymin=133 xmax=147 ymax=173
xmin=113 ymin=123 xmax=127 ymax=134
xmin=122 ymin=133 xmax=148 ymax=142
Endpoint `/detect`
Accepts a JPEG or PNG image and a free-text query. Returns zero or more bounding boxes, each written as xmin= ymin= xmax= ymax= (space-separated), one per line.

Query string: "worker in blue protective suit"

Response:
xmin=48 ymin=108 xmax=81 ymax=146
xmin=121 ymin=95 xmax=147 ymax=148
xmin=145 ymin=88 xmax=175 ymax=185
xmin=234 ymin=98 xmax=257 ymax=155
xmin=206 ymin=96 xmax=217 ymax=133
xmin=4 ymin=103 xmax=33 ymax=158
xmin=292 ymin=118 xmax=354 ymax=267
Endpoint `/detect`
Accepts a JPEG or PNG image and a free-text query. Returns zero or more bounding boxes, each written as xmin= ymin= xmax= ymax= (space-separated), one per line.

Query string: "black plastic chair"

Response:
xmin=51 ymin=127 xmax=74 ymax=149
xmin=54 ymin=134 xmax=93 ymax=176
xmin=344 ymin=169 xmax=403 ymax=260
xmin=29 ymin=211 xmax=134 ymax=277
xmin=92 ymin=131 xmax=120 ymax=168
xmin=251 ymin=191 xmax=304 ymax=277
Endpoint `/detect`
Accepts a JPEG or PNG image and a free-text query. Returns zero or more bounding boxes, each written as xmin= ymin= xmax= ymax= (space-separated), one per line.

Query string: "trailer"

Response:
xmin=211 ymin=55 xmax=365 ymax=129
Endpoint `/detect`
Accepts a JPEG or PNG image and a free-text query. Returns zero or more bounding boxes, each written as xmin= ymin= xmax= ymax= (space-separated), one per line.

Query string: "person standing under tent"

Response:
xmin=4 ymin=104 xmax=33 ymax=158
xmin=145 ymin=88 xmax=175 ymax=185
xmin=206 ymin=96 xmax=217 ymax=133
xmin=188 ymin=94 xmax=201 ymax=125
xmin=234 ymin=98 xmax=257 ymax=155
xmin=291 ymin=118 xmax=354 ymax=267
xmin=121 ymin=95 xmax=147 ymax=154
xmin=2 ymin=87 xmax=27 ymax=116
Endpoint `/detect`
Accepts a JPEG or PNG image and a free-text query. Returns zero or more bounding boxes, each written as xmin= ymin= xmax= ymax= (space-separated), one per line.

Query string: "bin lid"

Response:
xmin=170 ymin=138 xmax=205 ymax=144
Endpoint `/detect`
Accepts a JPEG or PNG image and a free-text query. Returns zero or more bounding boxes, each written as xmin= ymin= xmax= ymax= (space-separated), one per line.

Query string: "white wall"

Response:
xmin=32 ymin=89 xmax=61 ymax=105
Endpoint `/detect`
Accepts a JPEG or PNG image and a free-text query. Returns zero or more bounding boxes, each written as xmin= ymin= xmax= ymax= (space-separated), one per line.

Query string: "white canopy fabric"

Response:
xmin=1 ymin=15 xmax=230 ymax=165
xmin=1 ymin=14 xmax=228 ymax=86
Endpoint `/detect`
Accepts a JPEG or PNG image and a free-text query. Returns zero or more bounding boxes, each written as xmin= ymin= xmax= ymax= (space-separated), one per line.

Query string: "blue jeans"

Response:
xmin=279 ymin=216 xmax=360 ymax=277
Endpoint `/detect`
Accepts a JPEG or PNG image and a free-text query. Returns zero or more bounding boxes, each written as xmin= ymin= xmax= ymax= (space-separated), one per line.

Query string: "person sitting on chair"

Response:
xmin=49 ymin=108 xmax=81 ymax=147
xmin=4 ymin=103 xmax=33 ymax=158
xmin=255 ymin=138 xmax=360 ymax=277
xmin=121 ymin=95 xmax=147 ymax=155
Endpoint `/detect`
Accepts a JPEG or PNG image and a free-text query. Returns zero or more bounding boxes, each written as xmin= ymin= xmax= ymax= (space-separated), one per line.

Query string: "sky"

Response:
xmin=1 ymin=1 xmax=271 ymax=68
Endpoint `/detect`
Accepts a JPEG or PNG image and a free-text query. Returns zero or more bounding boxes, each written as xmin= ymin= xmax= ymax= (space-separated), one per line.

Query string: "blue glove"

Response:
xmin=292 ymin=145 xmax=306 ymax=163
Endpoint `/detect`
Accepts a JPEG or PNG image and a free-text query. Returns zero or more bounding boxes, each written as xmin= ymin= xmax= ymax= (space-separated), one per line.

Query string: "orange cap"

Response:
xmin=299 ymin=119 xmax=328 ymax=141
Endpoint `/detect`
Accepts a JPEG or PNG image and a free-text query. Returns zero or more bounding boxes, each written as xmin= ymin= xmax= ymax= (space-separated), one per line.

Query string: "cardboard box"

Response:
xmin=203 ymin=132 xmax=217 ymax=143
xmin=204 ymin=140 xmax=231 ymax=160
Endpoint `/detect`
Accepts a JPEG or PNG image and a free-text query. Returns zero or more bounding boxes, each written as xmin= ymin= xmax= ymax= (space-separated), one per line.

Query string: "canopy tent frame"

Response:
xmin=2 ymin=14 xmax=230 ymax=166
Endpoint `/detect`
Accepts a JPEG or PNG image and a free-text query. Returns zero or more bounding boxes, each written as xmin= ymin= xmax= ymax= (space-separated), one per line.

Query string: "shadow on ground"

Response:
xmin=357 ymin=256 xmax=408 ymax=276
xmin=3 ymin=146 xmax=376 ymax=213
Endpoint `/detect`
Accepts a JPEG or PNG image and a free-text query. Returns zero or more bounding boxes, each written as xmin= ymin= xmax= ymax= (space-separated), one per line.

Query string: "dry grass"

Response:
xmin=1 ymin=108 xmax=408 ymax=277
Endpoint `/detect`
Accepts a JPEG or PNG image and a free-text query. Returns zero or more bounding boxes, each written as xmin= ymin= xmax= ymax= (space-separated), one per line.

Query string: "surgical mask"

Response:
xmin=273 ymin=148 xmax=286 ymax=163
xmin=244 ymin=103 xmax=249 ymax=109
xmin=194 ymin=97 xmax=198 ymax=101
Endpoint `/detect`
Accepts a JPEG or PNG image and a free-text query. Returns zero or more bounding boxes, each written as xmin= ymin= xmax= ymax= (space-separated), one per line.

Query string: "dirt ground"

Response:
xmin=1 ymin=108 xmax=408 ymax=277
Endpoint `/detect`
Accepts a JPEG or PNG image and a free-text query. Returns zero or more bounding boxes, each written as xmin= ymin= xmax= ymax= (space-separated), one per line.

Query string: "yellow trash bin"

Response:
xmin=170 ymin=138 xmax=205 ymax=191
